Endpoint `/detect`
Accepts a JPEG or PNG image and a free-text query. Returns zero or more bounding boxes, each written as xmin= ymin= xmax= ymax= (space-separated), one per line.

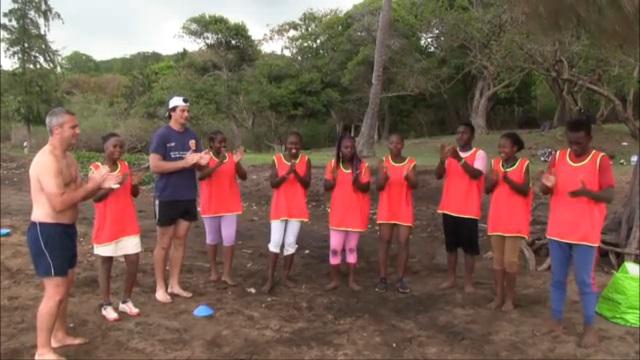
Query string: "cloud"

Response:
xmin=1 ymin=0 xmax=360 ymax=68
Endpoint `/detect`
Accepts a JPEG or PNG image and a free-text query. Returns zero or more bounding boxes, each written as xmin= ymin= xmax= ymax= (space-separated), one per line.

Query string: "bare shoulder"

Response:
xmin=30 ymin=146 xmax=56 ymax=174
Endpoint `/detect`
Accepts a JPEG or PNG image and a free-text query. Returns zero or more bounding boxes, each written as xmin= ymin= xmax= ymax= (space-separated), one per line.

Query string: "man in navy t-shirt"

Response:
xmin=149 ymin=96 xmax=211 ymax=303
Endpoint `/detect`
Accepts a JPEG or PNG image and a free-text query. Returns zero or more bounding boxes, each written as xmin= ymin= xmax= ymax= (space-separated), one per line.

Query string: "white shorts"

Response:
xmin=93 ymin=234 xmax=142 ymax=257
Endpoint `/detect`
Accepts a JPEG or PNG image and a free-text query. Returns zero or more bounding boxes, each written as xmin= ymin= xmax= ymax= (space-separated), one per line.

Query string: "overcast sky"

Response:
xmin=1 ymin=0 xmax=361 ymax=68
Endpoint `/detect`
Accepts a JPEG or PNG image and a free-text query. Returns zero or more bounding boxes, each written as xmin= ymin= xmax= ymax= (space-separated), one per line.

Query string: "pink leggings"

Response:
xmin=329 ymin=230 xmax=360 ymax=265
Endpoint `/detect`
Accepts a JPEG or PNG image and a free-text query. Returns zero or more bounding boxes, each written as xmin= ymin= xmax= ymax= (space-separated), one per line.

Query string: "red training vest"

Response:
xmin=270 ymin=153 xmax=310 ymax=221
xmin=437 ymin=148 xmax=485 ymax=219
xmin=487 ymin=157 xmax=533 ymax=239
xmin=376 ymin=155 xmax=416 ymax=226
xmin=325 ymin=159 xmax=371 ymax=232
xmin=90 ymin=160 xmax=141 ymax=245
xmin=199 ymin=152 xmax=243 ymax=217
xmin=546 ymin=149 xmax=608 ymax=246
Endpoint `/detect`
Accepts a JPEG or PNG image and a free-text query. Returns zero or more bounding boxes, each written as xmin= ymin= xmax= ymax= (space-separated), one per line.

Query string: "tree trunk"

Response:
xmin=547 ymin=77 xmax=578 ymax=128
xmin=469 ymin=78 xmax=490 ymax=134
xmin=356 ymin=0 xmax=392 ymax=157
xmin=561 ymin=73 xmax=639 ymax=140
xmin=618 ymin=162 xmax=639 ymax=264
xmin=382 ymin=98 xmax=391 ymax=140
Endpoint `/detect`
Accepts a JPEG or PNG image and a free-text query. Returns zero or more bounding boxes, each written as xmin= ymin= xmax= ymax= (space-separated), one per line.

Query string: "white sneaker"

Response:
xmin=101 ymin=305 xmax=120 ymax=322
xmin=118 ymin=300 xmax=140 ymax=316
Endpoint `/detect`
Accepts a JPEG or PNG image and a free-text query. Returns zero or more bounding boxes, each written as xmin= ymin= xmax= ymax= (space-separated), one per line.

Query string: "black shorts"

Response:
xmin=26 ymin=222 xmax=77 ymax=277
xmin=442 ymin=213 xmax=479 ymax=255
xmin=155 ymin=199 xmax=198 ymax=227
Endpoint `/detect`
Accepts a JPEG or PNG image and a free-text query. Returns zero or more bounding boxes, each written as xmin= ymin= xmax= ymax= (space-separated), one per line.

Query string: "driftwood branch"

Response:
xmin=537 ymin=256 xmax=551 ymax=272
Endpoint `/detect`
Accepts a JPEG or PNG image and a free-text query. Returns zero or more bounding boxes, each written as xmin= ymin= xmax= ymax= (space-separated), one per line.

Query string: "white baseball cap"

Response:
xmin=168 ymin=96 xmax=189 ymax=109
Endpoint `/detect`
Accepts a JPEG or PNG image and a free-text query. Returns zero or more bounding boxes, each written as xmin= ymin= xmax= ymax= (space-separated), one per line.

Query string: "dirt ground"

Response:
xmin=1 ymin=150 xmax=638 ymax=359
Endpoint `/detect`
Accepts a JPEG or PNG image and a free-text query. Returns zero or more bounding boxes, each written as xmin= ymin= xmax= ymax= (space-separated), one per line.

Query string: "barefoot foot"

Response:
xmin=438 ymin=280 xmax=456 ymax=290
xmin=501 ymin=300 xmax=515 ymax=312
xmin=579 ymin=326 xmax=598 ymax=348
xmin=155 ymin=290 xmax=173 ymax=303
xmin=221 ymin=276 xmax=237 ymax=287
xmin=464 ymin=283 xmax=476 ymax=293
xmin=35 ymin=350 xmax=66 ymax=360
xmin=283 ymin=277 xmax=296 ymax=288
xmin=324 ymin=281 xmax=340 ymax=291
xmin=209 ymin=271 xmax=221 ymax=282
xmin=50 ymin=335 xmax=89 ymax=349
xmin=167 ymin=287 xmax=193 ymax=298
xmin=544 ymin=318 xmax=565 ymax=335
xmin=486 ymin=297 xmax=504 ymax=310
xmin=261 ymin=279 xmax=274 ymax=293
xmin=348 ymin=281 xmax=362 ymax=291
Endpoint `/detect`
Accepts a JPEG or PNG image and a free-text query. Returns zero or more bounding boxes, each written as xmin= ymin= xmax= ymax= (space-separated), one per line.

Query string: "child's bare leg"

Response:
xmin=502 ymin=271 xmax=517 ymax=311
xmin=221 ymin=245 xmax=236 ymax=286
xmin=325 ymin=265 xmax=340 ymax=291
xmin=282 ymin=254 xmax=296 ymax=288
xmin=488 ymin=268 xmax=504 ymax=309
xmin=262 ymin=253 xmax=278 ymax=293
xmin=439 ymin=252 xmax=458 ymax=289
xmin=378 ymin=224 xmax=393 ymax=279
xmin=463 ymin=254 xmax=476 ymax=293
xmin=348 ymin=263 xmax=361 ymax=291
xmin=207 ymin=244 xmax=221 ymax=282
xmin=123 ymin=253 xmax=139 ymax=300
xmin=396 ymin=225 xmax=411 ymax=280
xmin=98 ymin=256 xmax=113 ymax=304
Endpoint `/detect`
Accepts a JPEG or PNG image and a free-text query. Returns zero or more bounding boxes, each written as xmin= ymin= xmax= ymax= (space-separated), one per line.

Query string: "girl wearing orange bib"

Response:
xmin=375 ymin=134 xmax=418 ymax=294
xmin=324 ymin=134 xmax=370 ymax=291
xmin=262 ymin=132 xmax=311 ymax=293
xmin=539 ymin=118 xmax=615 ymax=347
xmin=198 ymin=131 xmax=247 ymax=286
xmin=485 ymin=132 xmax=531 ymax=312
xmin=91 ymin=133 xmax=143 ymax=321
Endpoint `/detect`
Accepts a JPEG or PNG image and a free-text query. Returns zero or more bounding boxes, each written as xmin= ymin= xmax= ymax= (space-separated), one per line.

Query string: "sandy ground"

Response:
xmin=1 ymin=151 xmax=638 ymax=359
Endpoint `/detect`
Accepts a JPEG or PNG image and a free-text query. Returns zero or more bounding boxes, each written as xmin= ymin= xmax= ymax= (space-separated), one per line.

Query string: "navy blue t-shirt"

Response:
xmin=149 ymin=125 xmax=202 ymax=201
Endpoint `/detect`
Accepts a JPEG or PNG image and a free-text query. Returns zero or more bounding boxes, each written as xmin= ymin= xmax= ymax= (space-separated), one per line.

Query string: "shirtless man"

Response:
xmin=27 ymin=107 xmax=120 ymax=360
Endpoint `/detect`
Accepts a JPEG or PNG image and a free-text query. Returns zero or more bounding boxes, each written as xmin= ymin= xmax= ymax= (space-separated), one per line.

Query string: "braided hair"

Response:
xmin=335 ymin=133 xmax=362 ymax=174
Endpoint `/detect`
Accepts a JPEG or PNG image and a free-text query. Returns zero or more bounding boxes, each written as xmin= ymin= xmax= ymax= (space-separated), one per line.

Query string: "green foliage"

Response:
xmin=62 ymin=51 xmax=99 ymax=74
xmin=1 ymin=0 xmax=63 ymax=133
xmin=2 ymin=1 xmax=638 ymax=149
xmin=182 ymin=14 xmax=258 ymax=69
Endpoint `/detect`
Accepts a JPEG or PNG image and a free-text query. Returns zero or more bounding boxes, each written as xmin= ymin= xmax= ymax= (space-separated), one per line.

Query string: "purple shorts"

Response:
xmin=202 ymin=215 xmax=237 ymax=246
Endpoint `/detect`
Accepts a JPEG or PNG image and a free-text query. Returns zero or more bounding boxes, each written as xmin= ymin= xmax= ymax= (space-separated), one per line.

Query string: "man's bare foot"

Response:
xmin=167 ymin=287 xmax=193 ymax=298
xmin=35 ymin=350 xmax=66 ymax=360
xmin=50 ymin=334 xmax=89 ymax=349
xmin=579 ymin=326 xmax=598 ymax=348
xmin=155 ymin=290 xmax=172 ymax=303
xmin=544 ymin=318 xmax=565 ymax=335
xmin=348 ymin=281 xmax=362 ymax=291
xmin=221 ymin=276 xmax=237 ymax=287
xmin=438 ymin=280 xmax=456 ymax=290
xmin=486 ymin=297 xmax=503 ymax=310
xmin=464 ymin=283 xmax=476 ymax=293
xmin=324 ymin=281 xmax=340 ymax=291
xmin=283 ymin=277 xmax=296 ymax=288
xmin=501 ymin=300 xmax=515 ymax=312
xmin=209 ymin=271 xmax=221 ymax=282
xmin=262 ymin=279 xmax=274 ymax=293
